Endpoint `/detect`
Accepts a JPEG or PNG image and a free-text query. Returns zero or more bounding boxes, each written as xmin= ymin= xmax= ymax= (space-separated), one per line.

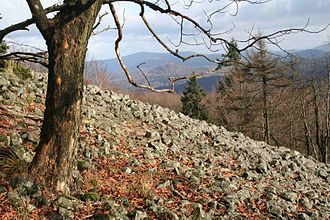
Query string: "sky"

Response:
xmin=0 ymin=0 xmax=329 ymax=60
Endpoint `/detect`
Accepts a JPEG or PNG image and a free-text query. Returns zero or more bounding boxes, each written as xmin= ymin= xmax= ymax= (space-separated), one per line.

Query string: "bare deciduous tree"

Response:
xmin=84 ymin=59 xmax=115 ymax=90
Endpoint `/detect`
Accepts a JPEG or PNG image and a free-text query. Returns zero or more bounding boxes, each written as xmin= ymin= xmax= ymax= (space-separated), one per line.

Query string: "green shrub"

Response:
xmin=0 ymin=147 xmax=29 ymax=177
xmin=0 ymin=60 xmax=9 ymax=72
xmin=77 ymin=160 xmax=87 ymax=171
xmin=83 ymin=192 xmax=100 ymax=202
xmin=13 ymin=64 xmax=32 ymax=80
xmin=0 ymin=41 xmax=9 ymax=71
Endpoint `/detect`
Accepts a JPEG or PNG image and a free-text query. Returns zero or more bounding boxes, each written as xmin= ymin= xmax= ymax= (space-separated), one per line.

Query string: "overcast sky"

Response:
xmin=1 ymin=0 xmax=329 ymax=60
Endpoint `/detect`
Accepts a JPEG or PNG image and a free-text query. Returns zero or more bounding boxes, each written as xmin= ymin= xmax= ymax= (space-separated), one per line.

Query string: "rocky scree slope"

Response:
xmin=0 ymin=71 xmax=329 ymax=219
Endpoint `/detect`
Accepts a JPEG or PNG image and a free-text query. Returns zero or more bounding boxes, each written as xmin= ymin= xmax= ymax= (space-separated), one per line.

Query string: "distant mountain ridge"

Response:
xmin=289 ymin=42 xmax=330 ymax=58
xmin=313 ymin=42 xmax=330 ymax=52
xmin=96 ymin=51 xmax=219 ymax=74
xmin=90 ymin=51 xmax=220 ymax=90
xmin=88 ymin=42 xmax=330 ymax=91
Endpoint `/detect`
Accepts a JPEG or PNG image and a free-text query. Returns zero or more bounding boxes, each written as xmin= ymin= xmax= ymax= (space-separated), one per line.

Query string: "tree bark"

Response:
xmin=29 ymin=1 xmax=102 ymax=193
xmin=326 ymin=60 xmax=330 ymax=163
xmin=262 ymin=74 xmax=270 ymax=144
xmin=312 ymin=82 xmax=321 ymax=158
xmin=300 ymin=95 xmax=318 ymax=158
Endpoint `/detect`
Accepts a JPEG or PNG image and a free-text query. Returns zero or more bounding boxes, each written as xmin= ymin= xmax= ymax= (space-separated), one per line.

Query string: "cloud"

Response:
xmin=0 ymin=0 xmax=30 ymax=26
xmin=232 ymin=0 xmax=330 ymax=28
xmin=1 ymin=0 xmax=329 ymax=59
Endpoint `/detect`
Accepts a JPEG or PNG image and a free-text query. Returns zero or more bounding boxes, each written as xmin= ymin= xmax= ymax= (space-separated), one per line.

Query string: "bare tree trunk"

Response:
xmin=262 ymin=75 xmax=270 ymax=144
xmin=289 ymin=118 xmax=294 ymax=147
xmin=312 ymin=81 xmax=321 ymax=160
xmin=324 ymin=59 xmax=330 ymax=163
xmin=300 ymin=96 xmax=318 ymax=158
xmin=29 ymin=2 xmax=102 ymax=193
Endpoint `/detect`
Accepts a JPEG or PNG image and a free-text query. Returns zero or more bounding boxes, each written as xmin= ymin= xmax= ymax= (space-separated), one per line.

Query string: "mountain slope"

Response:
xmin=88 ymin=52 xmax=220 ymax=89
xmin=0 ymin=71 xmax=329 ymax=219
xmin=313 ymin=42 xmax=330 ymax=52
xmin=95 ymin=51 xmax=218 ymax=73
xmin=292 ymin=49 xmax=328 ymax=59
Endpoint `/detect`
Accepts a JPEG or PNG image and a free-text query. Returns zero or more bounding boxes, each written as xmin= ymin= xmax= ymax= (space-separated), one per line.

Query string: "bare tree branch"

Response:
xmin=238 ymin=19 xmax=329 ymax=52
xmin=0 ymin=0 xmax=101 ymax=41
xmin=139 ymin=5 xmax=218 ymax=64
xmin=110 ymin=2 xmax=204 ymax=93
xmin=0 ymin=19 xmax=34 ymax=42
xmin=92 ymin=9 xmax=126 ymax=35
xmin=0 ymin=51 xmax=48 ymax=67
xmin=137 ymin=62 xmax=152 ymax=87
xmin=93 ymin=11 xmax=110 ymax=31
xmin=26 ymin=0 xmax=49 ymax=33
xmin=0 ymin=2 xmax=70 ymax=41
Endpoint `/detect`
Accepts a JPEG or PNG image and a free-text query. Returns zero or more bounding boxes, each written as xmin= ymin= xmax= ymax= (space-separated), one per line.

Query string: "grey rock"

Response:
xmin=148 ymin=141 xmax=168 ymax=155
xmin=133 ymin=210 xmax=148 ymax=220
xmin=20 ymin=131 xmax=38 ymax=144
xmin=326 ymin=175 xmax=330 ymax=184
xmin=2 ymin=90 xmax=16 ymax=99
xmin=220 ymin=196 xmax=236 ymax=210
xmin=88 ymin=85 xmax=101 ymax=95
xmin=256 ymin=160 xmax=268 ymax=174
xmin=304 ymin=190 xmax=318 ymax=200
xmin=34 ymin=108 xmax=43 ymax=116
xmin=9 ymin=131 xmax=23 ymax=146
xmin=9 ymin=85 xmax=22 ymax=93
xmin=122 ymin=167 xmax=132 ymax=174
xmin=57 ymin=196 xmax=77 ymax=210
xmin=268 ymin=204 xmax=282 ymax=217
xmin=241 ymin=170 xmax=258 ymax=181
xmin=190 ymin=175 xmax=200 ymax=183
xmin=157 ymin=180 xmax=171 ymax=189
xmin=98 ymin=123 xmax=112 ymax=133
xmin=7 ymin=190 xmax=24 ymax=206
xmin=300 ymin=198 xmax=313 ymax=210
xmin=289 ymin=161 xmax=299 ymax=171
xmin=190 ymin=203 xmax=208 ymax=220
xmin=282 ymin=191 xmax=298 ymax=202
xmin=318 ymin=169 xmax=328 ymax=178
xmin=56 ymin=195 xmax=78 ymax=219
xmin=101 ymin=141 xmax=111 ymax=155
xmin=298 ymin=212 xmax=312 ymax=220
xmin=161 ymin=134 xmax=172 ymax=145
xmin=145 ymin=131 xmax=161 ymax=140
xmin=0 ymin=77 xmax=9 ymax=87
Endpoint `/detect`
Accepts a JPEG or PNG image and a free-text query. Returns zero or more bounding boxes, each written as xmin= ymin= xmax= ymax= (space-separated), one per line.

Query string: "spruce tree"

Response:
xmin=217 ymin=39 xmax=254 ymax=131
xmin=217 ymin=39 xmax=240 ymax=70
xmin=217 ymin=36 xmax=290 ymax=144
xmin=181 ymin=76 xmax=209 ymax=120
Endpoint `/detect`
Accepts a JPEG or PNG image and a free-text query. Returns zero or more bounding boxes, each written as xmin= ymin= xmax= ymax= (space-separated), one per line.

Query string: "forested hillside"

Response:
xmin=127 ymin=43 xmax=330 ymax=164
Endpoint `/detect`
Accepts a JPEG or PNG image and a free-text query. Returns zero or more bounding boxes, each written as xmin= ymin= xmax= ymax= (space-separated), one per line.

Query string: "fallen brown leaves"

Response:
xmin=0 ymin=99 xmax=306 ymax=219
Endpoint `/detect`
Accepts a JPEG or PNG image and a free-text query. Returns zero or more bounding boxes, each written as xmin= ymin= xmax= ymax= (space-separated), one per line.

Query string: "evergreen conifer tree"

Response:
xmin=216 ymin=39 xmax=240 ymax=70
xmin=181 ymin=76 xmax=209 ymax=120
xmin=217 ymin=36 xmax=290 ymax=144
